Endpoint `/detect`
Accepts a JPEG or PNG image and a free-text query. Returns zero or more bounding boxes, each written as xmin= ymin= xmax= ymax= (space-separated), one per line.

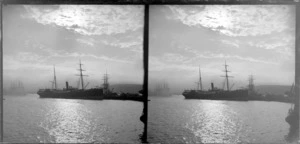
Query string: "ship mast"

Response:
xmin=199 ymin=66 xmax=203 ymax=90
xmin=77 ymin=59 xmax=88 ymax=90
xmin=54 ymin=65 xmax=57 ymax=90
xmin=49 ymin=65 xmax=57 ymax=90
xmin=221 ymin=61 xmax=233 ymax=91
xmin=103 ymin=70 xmax=109 ymax=94
xmin=248 ymin=75 xmax=254 ymax=92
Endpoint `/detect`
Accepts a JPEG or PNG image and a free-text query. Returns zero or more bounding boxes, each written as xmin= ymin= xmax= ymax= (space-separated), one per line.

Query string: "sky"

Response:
xmin=3 ymin=5 xmax=144 ymax=93
xmin=149 ymin=5 xmax=295 ymax=93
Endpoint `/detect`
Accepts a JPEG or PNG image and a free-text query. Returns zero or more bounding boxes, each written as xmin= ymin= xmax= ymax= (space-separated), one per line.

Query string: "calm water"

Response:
xmin=4 ymin=94 xmax=143 ymax=143
xmin=149 ymin=95 xmax=294 ymax=143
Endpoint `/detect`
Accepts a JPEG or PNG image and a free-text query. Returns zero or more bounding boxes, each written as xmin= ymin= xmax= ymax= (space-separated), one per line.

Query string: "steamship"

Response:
xmin=182 ymin=62 xmax=248 ymax=101
xmin=37 ymin=60 xmax=108 ymax=100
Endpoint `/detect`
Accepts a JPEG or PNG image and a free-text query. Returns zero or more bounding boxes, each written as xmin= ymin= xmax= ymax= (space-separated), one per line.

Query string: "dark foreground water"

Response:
xmin=149 ymin=95 xmax=294 ymax=143
xmin=4 ymin=94 xmax=143 ymax=143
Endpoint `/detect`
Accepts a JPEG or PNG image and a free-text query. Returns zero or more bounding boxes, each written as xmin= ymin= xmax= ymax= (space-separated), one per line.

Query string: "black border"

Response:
xmin=1 ymin=0 xmax=299 ymax=143
xmin=0 ymin=1 xmax=3 ymax=142
xmin=1 ymin=0 xmax=300 ymax=5
xmin=295 ymin=3 xmax=300 ymax=141
xmin=143 ymin=4 xmax=149 ymax=143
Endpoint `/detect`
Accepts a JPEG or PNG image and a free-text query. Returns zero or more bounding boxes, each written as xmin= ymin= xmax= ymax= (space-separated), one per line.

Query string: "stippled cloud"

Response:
xmin=100 ymin=35 xmax=143 ymax=53
xmin=220 ymin=39 xmax=239 ymax=48
xmin=23 ymin=5 xmax=144 ymax=36
xmin=167 ymin=5 xmax=294 ymax=37
xmin=162 ymin=53 xmax=189 ymax=63
xmin=76 ymin=38 xmax=95 ymax=47
xmin=149 ymin=56 xmax=196 ymax=72
xmin=101 ymin=40 xmax=141 ymax=49
xmin=178 ymin=45 xmax=278 ymax=64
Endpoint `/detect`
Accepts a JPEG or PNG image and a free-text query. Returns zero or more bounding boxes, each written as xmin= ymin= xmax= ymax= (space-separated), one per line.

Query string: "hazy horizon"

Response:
xmin=3 ymin=5 xmax=144 ymax=93
xmin=149 ymin=5 xmax=295 ymax=94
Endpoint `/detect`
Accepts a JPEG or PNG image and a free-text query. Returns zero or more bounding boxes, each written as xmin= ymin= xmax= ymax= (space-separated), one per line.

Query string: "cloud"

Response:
xmin=162 ymin=53 xmax=189 ymax=62
xmin=24 ymin=37 xmax=137 ymax=64
xmin=178 ymin=45 xmax=278 ymax=64
xmin=248 ymin=40 xmax=288 ymax=50
xmin=220 ymin=39 xmax=239 ymax=48
xmin=4 ymin=54 xmax=50 ymax=70
xmin=76 ymin=38 xmax=95 ymax=46
xmin=150 ymin=56 xmax=224 ymax=76
xmin=62 ymin=52 xmax=134 ymax=64
xmin=167 ymin=5 xmax=294 ymax=37
xmin=149 ymin=56 xmax=195 ymax=72
xmin=247 ymin=36 xmax=294 ymax=59
xmin=100 ymin=35 xmax=143 ymax=53
xmin=23 ymin=5 xmax=144 ymax=36
xmin=5 ymin=45 xmax=134 ymax=71
xmin=101 ymin=40 xmax=141 ymax=49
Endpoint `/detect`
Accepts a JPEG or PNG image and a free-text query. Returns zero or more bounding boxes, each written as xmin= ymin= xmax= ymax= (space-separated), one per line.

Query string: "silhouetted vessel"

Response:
xmin=101 ymin=71 xmax=144 ymax=102
xmin=37 ymin=60 xmax=143 ymax=102
xmin=5 ymin=80 xmax=26 ymax=96
xmin=247 ymin=75 xmax=266 ymax=100
xmin=285 ymin=82 xmax=299 ymax=142
xmin=150 ymin=82 xmax=171 ymax=96
xmin=37 ymin=60 xmax=104 ymax=100
xmin=183 ymin=62 xmax=248 ymax=101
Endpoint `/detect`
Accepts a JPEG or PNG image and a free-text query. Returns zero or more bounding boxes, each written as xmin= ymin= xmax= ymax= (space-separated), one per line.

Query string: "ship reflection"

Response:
xmin=139 ymin=104 xmax=148 ymax=143
xmin=285 ymin=109 xmax=299 ymax=143
xmin=139 ymin=130 xmax=147 ymax=143
xmin=40 ymin=100 xmax=102 ymax=143
xmin=186 ymin=101 xmax=246 ymax=143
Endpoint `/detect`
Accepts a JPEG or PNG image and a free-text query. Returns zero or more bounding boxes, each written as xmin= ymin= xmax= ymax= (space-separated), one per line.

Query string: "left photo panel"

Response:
xmin=3 ymin=5 xmax=145 ymax=143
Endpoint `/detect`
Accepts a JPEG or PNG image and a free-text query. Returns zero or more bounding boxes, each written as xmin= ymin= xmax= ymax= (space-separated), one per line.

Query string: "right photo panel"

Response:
xmin=148 ymin=5 xmax=297 ymax=143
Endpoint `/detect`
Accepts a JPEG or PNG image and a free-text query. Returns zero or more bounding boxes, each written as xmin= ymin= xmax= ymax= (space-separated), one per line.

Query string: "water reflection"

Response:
xmin=149 ymin=96 xmax=291 ymax=143
xmin=139 ymin=130 xmax=147 ymax=143
xmin=4 ymin=95 xmax=143 ymax=143
xmin=185 ymin=101 xmax=248 ymax=143
xmin=39 ymin=100 xmax=101 ymax=143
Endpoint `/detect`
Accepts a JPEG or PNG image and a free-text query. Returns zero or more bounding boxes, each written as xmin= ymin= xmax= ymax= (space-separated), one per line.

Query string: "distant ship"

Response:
xmin=182 ymin=62 xmax=248 ymax=101
xmin=247 ymin=75 xmax=264 ymax=100
xmin=151 ymin=82 xmax=171 ymax=97
xmin=5 ymin=80 xmax=26 ymax=96
xmin=37 ymin=60 xmax=105 ymax=100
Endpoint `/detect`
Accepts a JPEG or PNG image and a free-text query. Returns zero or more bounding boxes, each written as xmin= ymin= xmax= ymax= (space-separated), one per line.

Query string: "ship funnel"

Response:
xmin=66 ymin=81 xmax=69 ymax=90
xmin=211 ymin=83 xmax=214 ymax=90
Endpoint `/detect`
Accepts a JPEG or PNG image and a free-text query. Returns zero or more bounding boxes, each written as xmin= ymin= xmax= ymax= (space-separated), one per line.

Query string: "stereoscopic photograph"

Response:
xmin=3 ymin=5 xmax=145 ymax=143
xmin=148 ymin=5 xmax=298 ymax=143
xmin=0 ymin=1 xmax=299 ymax=144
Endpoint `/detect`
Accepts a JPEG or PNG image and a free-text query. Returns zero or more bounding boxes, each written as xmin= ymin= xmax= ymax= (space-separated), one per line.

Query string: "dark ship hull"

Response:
xmin=182 ymin=89 xmax=248 ymax=101
xmin=37 ymin=88 xmax=104 ymax=100
xmin=38 ymin=89 xmax=144 ymax=101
